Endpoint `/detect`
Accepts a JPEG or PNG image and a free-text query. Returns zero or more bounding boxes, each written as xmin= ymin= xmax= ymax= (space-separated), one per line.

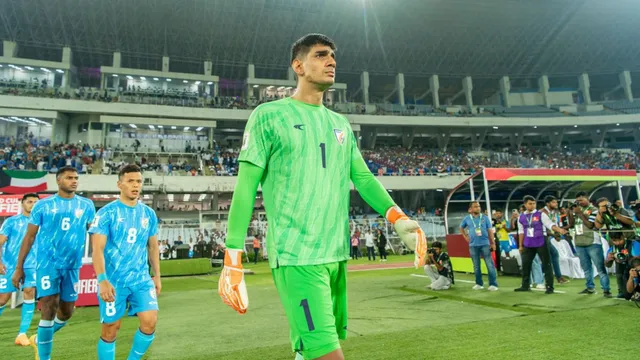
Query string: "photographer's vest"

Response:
xmin=573 ymin=205 xmax=598 ymax=247
xmin=519 ymin=211 xmax=545 ymax=248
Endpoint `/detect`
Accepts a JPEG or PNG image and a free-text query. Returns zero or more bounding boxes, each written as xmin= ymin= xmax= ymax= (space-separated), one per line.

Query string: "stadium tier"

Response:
xmin=2 ymin=0 xmax=640 ymax=359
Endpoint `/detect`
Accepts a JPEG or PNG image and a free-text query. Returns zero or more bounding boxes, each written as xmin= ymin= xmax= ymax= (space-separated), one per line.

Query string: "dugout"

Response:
xmin=444 ymin=168 xmax=640 ymax=273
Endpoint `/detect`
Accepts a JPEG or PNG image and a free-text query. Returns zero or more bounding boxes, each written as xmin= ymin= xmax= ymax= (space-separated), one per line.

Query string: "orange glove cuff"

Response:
xmin=385 ymin=205 xmax=408 ymax=224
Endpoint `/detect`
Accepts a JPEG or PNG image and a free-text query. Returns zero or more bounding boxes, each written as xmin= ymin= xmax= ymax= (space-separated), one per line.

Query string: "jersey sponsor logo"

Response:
xmin=75 ymin=208 xmax=84 ymax=219
xmin=149 ymin=288 xmax=157 ymax=300
xmin=141 ymin=217 xmax=149 ymax=229
xmin=241 ymin=133 xmax=250 ymax=151
xmin=293 ymin=124 xmax=305 ymax=130
xmin=334 ymin=129 xmax=345 ymax=145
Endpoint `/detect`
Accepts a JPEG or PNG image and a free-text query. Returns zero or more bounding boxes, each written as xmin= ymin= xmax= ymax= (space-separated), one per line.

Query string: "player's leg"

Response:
xmin=0 ymin=270 xmax=16 ymax=317
xmin=53 ymin=268 xmax=82 ymax=332
xmin=97 ymin=286 xmax=129 ymax=360
xmin=15 ymin=284 xmax=37 ymax=346
xmin=272 ymin=264 xmax=343 ymax=360
xmin=34 ymin=267 xmax=64 ymax=360
xmin=0 ymin=292 xmax=11 ymax=316
xmin=126 ymin=280 xmax=159 ymax=360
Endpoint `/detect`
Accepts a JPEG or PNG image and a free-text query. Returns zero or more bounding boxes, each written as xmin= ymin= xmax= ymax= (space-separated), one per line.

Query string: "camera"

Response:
xmin=613 ymin=251 xmax=629 ymax=263
xmin=427 ymin=248 xmax=437 ymax=255
xmin=567 ymin=202 xmax=578 ymax=209
xmin=606 ymin=203 xmax=619 ymax=213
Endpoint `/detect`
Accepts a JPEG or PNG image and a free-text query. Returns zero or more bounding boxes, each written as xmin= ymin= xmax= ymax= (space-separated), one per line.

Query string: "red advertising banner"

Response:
xmin=76 ymin=263 xmax=99 ymax=307
xmin=0 ymin=194 xmax=51 ymax=217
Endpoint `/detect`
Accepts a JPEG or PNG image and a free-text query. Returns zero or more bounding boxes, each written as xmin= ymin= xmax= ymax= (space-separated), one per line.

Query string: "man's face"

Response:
xmin=615 ymin=200 xmax=622 ymax=208
xmin=597 ymin=200 xmax=609 ymax=214
xmin=295 ymin=44 xmax=336 ymax=90
xmin=611 ymin=238 xmax=625 ymax=248
xmin=547 ymin=200 xmax=558 ymax=210
xmin=118 ymin=171 xmax=142 ymax=200
xmin=525 ymin=200 xmax=536 ymax=212
xmin=494 ymin=211 xmax=503 ymax=220
xmin=560 ymin=207 xmax=566 ymax=215
xmin=470 ymin=202 xmax=481 ymax=214
xmin=57 ymin=171 xmax=78 ymax=193
xmin=21 ymin=197 xmax=38 ymax=214
xmin=576 ymin=196 xmax=590 ymax=208
xmin=434 ymin=247 xmax=442 ymax=254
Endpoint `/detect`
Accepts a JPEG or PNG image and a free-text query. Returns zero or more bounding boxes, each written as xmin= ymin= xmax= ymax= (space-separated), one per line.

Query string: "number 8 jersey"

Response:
xmin=239 ymin=97 xmax=361 ymax=269
xmin=29 ymin=194 xmax=96 ymax=270
xmin=88 ymin=200 xmax=158 ymax=289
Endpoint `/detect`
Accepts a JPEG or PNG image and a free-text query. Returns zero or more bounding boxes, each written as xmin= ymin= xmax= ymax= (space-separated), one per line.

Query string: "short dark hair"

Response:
xmin=595 ymin=197 xmax=609 ymax=206
xmin=609 ymin=231 xmax=623 ymax=240
xmin=22 ymin=193 xmax=39 ymax=202
xmin=630 ymin=257 xmax=640 ymax=268
xmin=56 ymin=166 xmax=77 ymax=178
xmin=290 ymin=33 xmax=337 ymax=64
xmin=432 ymin=241 xmax=443 ymax=249
xmin=576 ymin=191 xmax=589 ymax=199
xmin=468 ymin=201 xmax=479 ymax=209
xmin=523 ymin=195 xmax=536 ymax=203
xmin=118 ymin=164 xmax=142 ymax=179
xmin=544 ymin=195 xmax=557 ymax=204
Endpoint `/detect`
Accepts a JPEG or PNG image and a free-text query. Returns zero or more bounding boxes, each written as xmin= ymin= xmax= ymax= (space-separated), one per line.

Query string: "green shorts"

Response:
xmin=272 ymin=261 xmax=348 ymax=360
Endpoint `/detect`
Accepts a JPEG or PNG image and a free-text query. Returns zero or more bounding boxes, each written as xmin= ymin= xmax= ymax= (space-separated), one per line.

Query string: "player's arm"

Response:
xmin=147 ymin=235 xmax=161 ymax=295
xmin=90 ymin=232 xmax=115 ymax=302
xmin=11 ymin=224 xmax=39 ymax=288
xmin=349 ymin=140 xmax=427 ymax=267
xmin=0 ymin=234 xmax=7 ymax=274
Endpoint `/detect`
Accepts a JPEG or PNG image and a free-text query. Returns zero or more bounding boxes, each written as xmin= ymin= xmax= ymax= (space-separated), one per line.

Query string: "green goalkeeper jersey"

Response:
xmin=239 ymin=97 xmax=359 ymax=268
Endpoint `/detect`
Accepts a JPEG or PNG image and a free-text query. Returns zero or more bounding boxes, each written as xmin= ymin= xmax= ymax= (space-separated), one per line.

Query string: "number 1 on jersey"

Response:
xmin=319 ymin=143 xmax=326 ymax=168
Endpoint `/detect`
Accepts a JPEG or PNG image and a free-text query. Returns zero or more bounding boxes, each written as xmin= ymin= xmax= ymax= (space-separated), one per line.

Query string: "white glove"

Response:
xmin=386 ymin=206 xmax=428 ymax=268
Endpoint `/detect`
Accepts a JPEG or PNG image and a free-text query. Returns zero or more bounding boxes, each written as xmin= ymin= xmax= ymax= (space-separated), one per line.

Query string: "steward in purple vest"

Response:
xmin=514 ymin=195 xmax=567 ymax=294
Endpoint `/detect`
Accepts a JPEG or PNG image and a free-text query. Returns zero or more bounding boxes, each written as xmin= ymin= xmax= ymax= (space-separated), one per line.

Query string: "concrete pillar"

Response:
xmin=364 ymin=128 xmax=377 ymax=149
xmin=361 ymin=71 xmax=370 ymax=105
xmin=162 ymin=56 xmax=170 ymax=72
xmin=247 ymin=64 xmax=255 ymax=79
xmin=100 ymin=72 xmax=105 ymax=90
xmin=3 ymin=41 xmax=18 ymax=58
xmin=436 ymin=129 xmax=451 ymax=151
xmin=578 ymin=73 xmax=591 ymax=104
xmin=208 ymin=128 xmax=214 ymax=149
xmin=211 ymin=193 xmax=219 ymax=211
xmin=354 ymin=131 xmax=361 ymax=148
xmin=538 ymin=75 xmax=550 ymax=108
xmin=470 ymin=129 xmax=487 ymax=151
xmin=401 ymin=127 xmax=415 ymax=149
xmin=396 ymin=73 xmax=405 ymax=106
xmin=62 ymin=47 xmax=73 ymax=65
xmin=114 ymin=76 xmax=121 ymax=93
xmin=510 ymin=131 xmax=524 ymax=149
xmin=213 ymin=82 xmax=219 ymax=97
xmin=591 ymin=128 xmax=607 ymax=147
xmin=619 ymin=70 xmax=633 ymax=102
xmin=204 ymin=61 xmax=213 ymax=76
xmin=462 ymin=76 xmax=473 ymax=110
xmin=113 ymin=52 xmax=121 ymax=68
xmin=550 ymin=129 xmax=564 ymax=148
xmin=499 ymin=76 xmax=511 ymax=108
xmin=429 ymin=75 xmax=440 ymax=108
xmin=61 ymin=70 xmax=69 ymax=89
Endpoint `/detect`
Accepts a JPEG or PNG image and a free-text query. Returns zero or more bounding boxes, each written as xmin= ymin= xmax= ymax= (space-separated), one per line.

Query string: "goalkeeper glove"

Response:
xmin=218 ymin=249 xmax=249 ymax=314
xmin=386 ymin=206 xmax=428 ymax=268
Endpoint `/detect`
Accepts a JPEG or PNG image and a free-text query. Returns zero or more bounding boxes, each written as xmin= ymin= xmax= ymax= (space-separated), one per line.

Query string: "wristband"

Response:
xmin=97 ymin=273 xmax=108 ymax=283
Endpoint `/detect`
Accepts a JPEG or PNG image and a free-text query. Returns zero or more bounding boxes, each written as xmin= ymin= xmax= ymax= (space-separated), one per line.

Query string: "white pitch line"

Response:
xmin=409 ymin=274 xmax=566 ymax=293
xmin=349 ymin=265 xmax=413 ymax=272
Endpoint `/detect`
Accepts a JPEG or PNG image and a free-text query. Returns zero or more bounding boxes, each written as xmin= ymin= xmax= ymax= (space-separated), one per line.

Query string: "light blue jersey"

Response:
xmin=89 ymin=200 xmax=158 ymax=289
xmin=1 ymin=214 xmax=35 ymax=270
xmin=29 ymin=195 xmax=95 ymax=270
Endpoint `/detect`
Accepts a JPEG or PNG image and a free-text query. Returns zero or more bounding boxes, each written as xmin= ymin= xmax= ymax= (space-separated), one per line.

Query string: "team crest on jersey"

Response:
xmin=141 ymin=217 xmax=149 ymax=229
xmin=334 ymin=129 xmax=345 ymax=145
xmin=75 ymin=209 xmax=84 ymax=219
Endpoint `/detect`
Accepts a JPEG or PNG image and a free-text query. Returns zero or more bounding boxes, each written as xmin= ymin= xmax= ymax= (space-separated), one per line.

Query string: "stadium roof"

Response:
xmin=2 ymin=0 xmax=640 ymax=81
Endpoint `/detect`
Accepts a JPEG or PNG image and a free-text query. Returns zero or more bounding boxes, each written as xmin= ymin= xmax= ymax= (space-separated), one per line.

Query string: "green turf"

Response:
xmin=0 ymin=255 xmax=636 ymax=360
xmin=160 ymin=258 xmax=211 ymax=276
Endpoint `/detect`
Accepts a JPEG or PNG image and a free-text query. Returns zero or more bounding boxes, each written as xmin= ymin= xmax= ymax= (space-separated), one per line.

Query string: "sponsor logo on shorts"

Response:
xmin=149 ymin=288 xmax=157 ymax=300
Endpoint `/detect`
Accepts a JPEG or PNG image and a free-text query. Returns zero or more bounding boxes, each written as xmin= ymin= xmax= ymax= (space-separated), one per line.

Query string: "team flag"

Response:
xmin=0 ymin=170 xmax=48 ymax=193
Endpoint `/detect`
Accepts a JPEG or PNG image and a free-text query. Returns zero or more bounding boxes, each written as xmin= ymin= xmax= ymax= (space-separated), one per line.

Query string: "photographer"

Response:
xmin=540 ymin=196 xmax=569 ymax=284
xmin=423 ymin=241 xmax=454 ymax=290
xmin=594 ymin=197 xmax=636 ymax=235
xmin=605 ymin=231 xmax=640 ymax=299
xmin=626 ymin=258 xmax=640 ymax=302
xmin=572 ymin=191 xmax=612 ymax=297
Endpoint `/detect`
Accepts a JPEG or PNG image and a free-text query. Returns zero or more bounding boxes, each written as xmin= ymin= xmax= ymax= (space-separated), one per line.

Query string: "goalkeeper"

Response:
xmin=218 ymin=33 xmax=427 ymax=360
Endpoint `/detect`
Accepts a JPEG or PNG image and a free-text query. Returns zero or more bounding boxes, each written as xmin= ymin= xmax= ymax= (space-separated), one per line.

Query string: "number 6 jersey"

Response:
xmin=29 ymin=194 xmax=96 ymax=270
xmin=239 ymin=97 xmax=361 ymax=268
xmin=88 ymin=200 xmax=158 ymax=288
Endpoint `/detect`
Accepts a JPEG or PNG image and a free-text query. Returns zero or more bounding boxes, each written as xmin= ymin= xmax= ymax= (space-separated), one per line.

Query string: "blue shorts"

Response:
xmin=99 ymin=280 xmax=159 ymax=324
xmin=36 ymin=267 xmax=80 ymax=302
xmin=0 ymin=268 xmax=37 ymax=294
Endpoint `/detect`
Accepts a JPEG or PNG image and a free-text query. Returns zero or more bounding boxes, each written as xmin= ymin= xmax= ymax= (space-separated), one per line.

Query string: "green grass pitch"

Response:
xmin=1 ymin=255 xmax=636 ymax=360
